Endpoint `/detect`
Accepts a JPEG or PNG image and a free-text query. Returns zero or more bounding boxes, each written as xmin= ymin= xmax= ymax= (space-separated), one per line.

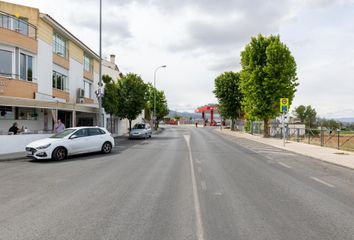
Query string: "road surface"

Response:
xmin=1 ymin=126 xmax=354 ymax=240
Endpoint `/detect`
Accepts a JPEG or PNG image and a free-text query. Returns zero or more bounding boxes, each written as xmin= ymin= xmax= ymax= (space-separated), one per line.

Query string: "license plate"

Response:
xmin=26 ymin=151 xmax=33 ymax=155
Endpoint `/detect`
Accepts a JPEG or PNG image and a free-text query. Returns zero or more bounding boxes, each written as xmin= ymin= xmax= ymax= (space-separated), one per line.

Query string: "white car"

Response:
xmin=25 ymin=127 xmax=115 ymax=160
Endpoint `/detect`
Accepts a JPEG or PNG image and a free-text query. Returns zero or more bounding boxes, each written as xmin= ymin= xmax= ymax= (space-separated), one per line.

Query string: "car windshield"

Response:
xmin=50 ymin=129 xmax=76 ymax=138
xmin=133 ymin=124 xmax=145 ymax=129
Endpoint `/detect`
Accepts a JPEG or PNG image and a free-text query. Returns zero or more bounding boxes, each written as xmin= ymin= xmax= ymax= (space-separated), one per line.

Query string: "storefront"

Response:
xmin=0 ymin=96 xmax=98 ymax=135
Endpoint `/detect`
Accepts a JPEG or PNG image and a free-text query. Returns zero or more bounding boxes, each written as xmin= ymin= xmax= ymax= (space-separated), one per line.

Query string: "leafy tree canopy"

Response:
xmin=213 ymin=71 xmax=243 ymax=130
xmin=115 ymin=73 xmax=147 ymax=131
xmin=240 ymin=34 xmax=298 ymax=136
xmin=145 ymin=83 xmax=169 ymax=128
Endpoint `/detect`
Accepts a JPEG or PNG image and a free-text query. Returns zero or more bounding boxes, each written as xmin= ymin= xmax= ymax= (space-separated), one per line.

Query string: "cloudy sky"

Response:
xmin=8 ymin=0 xmax=354 ymax=117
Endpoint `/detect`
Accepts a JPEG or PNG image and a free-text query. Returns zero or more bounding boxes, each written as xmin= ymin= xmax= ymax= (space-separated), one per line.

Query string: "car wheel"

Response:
xmin=102 ymin=142 xmax=112 ymax=154
xmin=52 ymin=147 xmax=67 ymax=161
xmin=144 ymin=133 xmax=148 ymax=139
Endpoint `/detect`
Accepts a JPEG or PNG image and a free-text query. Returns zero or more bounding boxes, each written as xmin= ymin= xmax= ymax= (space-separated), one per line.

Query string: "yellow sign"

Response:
xmin=15 ymin=12 xmax=20 ymax=18
xmin=280 ymin=98 xmax=289 ymax=113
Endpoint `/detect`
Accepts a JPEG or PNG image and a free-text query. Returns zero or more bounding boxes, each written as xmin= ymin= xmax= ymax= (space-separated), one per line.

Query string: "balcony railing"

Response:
xmin=0 ymin=11 xmax=37 ymax=39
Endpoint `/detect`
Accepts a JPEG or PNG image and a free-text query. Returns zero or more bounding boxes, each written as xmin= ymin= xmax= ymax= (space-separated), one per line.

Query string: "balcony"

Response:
xmin=0 ymin=12 xmax=37 ymax=53
xmin=0 ymin=12 xmax=37 ymax=39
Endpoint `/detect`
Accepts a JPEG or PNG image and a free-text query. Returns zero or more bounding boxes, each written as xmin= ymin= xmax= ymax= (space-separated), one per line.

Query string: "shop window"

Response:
xmin=15 ymin=107 xmax=38 ymax=120
xmin=0 ymin=106 xmax=14 ymax=120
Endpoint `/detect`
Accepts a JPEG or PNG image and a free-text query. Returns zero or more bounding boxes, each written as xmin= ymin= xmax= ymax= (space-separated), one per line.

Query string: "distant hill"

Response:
xmin=334 ymin=118 xmax=354 ymax=123
xmin=168 ymin=110 xmax=221 ymax=119
xmin=168 ymin=110 xmax=201 ymax=119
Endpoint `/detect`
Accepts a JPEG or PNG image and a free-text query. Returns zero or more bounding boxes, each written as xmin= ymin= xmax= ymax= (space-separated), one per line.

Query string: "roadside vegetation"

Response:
xmin=102 ymin=73 xmax=169 ymax=132
xmin=214 ymin=34 xmax=298 ymax=137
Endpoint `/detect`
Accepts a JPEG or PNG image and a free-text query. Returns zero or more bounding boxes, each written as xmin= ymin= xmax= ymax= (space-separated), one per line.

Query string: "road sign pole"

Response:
xmin=283 ymin=112 xmax=286 ymax=147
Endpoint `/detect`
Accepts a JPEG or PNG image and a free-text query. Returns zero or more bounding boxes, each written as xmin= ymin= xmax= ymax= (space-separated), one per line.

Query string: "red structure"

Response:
xmin=195 ymin=105 xmax=218 ymax=126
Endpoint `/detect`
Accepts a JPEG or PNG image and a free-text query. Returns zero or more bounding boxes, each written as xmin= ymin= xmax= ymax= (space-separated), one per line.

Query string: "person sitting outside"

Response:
xmin=8 ymin=122 xmax=22 ymax=135
xmin=55 ymin=119 xmax=65 ymax=133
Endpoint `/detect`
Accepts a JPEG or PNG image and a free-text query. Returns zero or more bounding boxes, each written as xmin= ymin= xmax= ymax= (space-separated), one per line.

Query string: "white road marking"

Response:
xmin=200 ymin=181 xmax=207 ymax=191
xmin=184 ymin=135 xmax=205 ymax=240
xmin=214 ymin=192 xmax=223 ymax=196
xmin=277 ymin=162 xmax=292 ymax=169
xmin=310 ymin=177 xmax=335 ymax=188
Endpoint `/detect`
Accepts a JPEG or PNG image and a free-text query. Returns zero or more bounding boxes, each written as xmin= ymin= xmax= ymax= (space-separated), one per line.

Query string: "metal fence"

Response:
xmin=235 ymin=120 xmax=354 ymax=152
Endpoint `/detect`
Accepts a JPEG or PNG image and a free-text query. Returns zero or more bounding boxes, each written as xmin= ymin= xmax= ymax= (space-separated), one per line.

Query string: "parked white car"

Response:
xmin=25 ymin=127 xmax=115 ymax=160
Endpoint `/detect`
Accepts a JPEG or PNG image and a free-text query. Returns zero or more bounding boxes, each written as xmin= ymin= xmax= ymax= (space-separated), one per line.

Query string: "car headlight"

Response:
xmin=37 ymin=143 xmax=51 ymax=149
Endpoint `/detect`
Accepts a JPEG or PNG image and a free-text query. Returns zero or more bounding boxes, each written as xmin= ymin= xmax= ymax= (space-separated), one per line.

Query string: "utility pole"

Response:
xmin=98 ymin=0 xmax=103 ymax=127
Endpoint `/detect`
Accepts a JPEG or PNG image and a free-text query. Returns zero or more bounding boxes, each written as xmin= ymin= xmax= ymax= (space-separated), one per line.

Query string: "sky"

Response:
xmin=7 ymin=0 xmax=354 ymax=118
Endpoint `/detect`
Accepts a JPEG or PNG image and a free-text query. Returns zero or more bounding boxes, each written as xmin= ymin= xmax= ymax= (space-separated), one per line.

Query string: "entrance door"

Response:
xmin=58 ymin=111 xmax=72 ymax=128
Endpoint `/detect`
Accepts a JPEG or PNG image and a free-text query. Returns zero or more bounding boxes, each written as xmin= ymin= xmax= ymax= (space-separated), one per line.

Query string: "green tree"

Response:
xmin=304 ymin=105 xmax=317 ymax=128
xmin=293 ymin=105 xmax=317 ymax=128
xmin=115 ymin=73 xmax=147 ymax=131
xmin=293 ymin=105 xmax=306 ymax=123
xmin=102 ymin=75 xmax=118 ymax=132
xmin=240 ymin=34 xmax=298 ymax=137
xmin=145 ymin=83 xmax=169 ymax=129
xmin=319 ymin=118 xmax=340 ymax=131
xmin=213 ymin=71 xmax=243 ymax=131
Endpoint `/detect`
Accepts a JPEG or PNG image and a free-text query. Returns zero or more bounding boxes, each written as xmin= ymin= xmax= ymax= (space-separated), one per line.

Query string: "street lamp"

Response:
xmin=153 ymin=65 xmax=166 ymax=128
xmin=97 ymin=0 xmax=103 ymax=127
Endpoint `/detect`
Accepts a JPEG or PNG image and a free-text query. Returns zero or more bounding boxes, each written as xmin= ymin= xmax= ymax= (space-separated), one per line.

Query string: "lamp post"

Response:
xmin=97 ymin=0 xmax=103 ymax=127
xmin=153 ymin=65 xmax=166 ymax=128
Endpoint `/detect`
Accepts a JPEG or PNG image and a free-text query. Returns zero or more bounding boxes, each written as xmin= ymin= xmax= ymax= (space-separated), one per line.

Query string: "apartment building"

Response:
xmin=0 ymin=1 xmax=100 ymax=134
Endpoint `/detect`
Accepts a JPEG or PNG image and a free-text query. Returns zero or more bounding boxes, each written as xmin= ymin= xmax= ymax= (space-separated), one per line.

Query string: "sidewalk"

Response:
xmin=217 ymin=129 xmax=354 ymax=170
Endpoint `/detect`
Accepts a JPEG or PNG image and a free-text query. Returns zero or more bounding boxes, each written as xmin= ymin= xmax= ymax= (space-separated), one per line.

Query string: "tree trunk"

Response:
xmin=263 ymin=119 xmax=270 ymax=138
xmin=231 ymin=119 xmax=235 ymax=131
xmin=129 ymin=119 xmax=132 ymax=133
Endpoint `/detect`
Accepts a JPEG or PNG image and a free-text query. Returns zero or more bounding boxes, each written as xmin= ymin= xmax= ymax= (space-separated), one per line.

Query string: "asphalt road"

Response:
xmin=1 ymin=126 xmax=354 ymax=240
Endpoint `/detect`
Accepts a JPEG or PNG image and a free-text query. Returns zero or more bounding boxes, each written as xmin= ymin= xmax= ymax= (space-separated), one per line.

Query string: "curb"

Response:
xmin=0 ymin=153 xmax=27 ymax=162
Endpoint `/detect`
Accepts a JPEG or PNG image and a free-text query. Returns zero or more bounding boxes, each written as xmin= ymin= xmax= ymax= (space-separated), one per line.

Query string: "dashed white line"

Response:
xmin=184 ymin=135 xmax=205 ymax=240
xmin=277 ymin=162 xmax=292 ymax=169
xmin=200 ymin=181 xmax=207 ymax=191
xmin=310 ymin=177 xmax=335 ymax=188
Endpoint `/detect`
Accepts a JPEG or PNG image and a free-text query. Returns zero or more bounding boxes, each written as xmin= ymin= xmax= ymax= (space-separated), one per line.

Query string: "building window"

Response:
xmin=15 ymin=107 xmax=38 ymax=120
xmin=52 ymin=71 xmax=67 ymax=91
xmin=84 ymin=54 xmax=93 ymax=72
xmin=53 ymin=32 xmax=67 ymax=58
xmin=0 ymin=49 xmax=12 ymax=77
xmin=20 ymin=53 xmax=33 ymax=81
xmin=0 ymin=106 xmax=14 ymax=120
xmin=84 ymin=81 xmax=92 ymax=98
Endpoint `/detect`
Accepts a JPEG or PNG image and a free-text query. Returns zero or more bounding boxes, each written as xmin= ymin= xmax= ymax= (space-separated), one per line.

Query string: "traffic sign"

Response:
xmin=280 ymin=98 xmax=289 ymax=113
